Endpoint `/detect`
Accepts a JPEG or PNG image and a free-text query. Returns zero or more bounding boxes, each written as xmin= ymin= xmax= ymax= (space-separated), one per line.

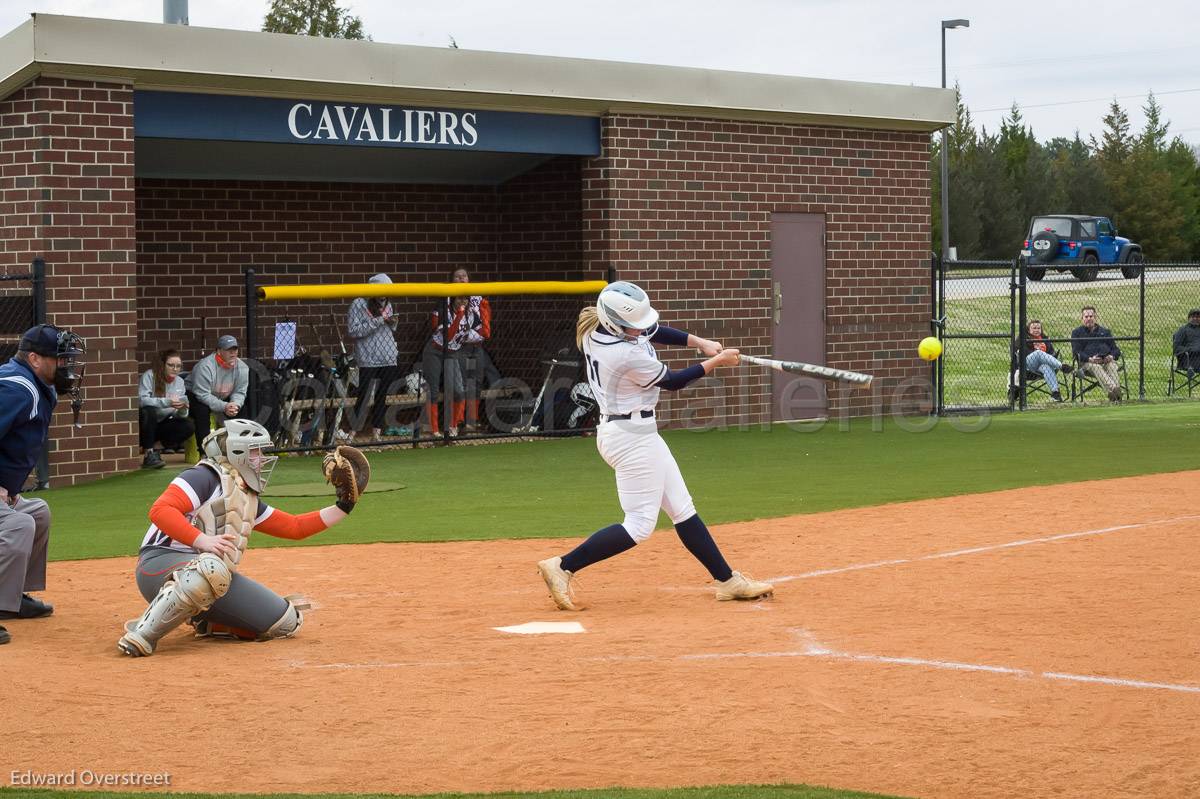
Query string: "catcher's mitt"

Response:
xmin=322 ymin=445 xmax=371 ymax=508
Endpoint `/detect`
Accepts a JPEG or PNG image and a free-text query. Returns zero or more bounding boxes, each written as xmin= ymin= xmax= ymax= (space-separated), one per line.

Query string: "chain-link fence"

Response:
xmin=241 ymin=271 xmax=606 ymax=451
xmin=935 ymin=258 xmax=1016 ymax=413
xmin=2 ymin=260 xmax=47 ymax=488
xmin=936 ymin=257 xmax=1200 ymax=412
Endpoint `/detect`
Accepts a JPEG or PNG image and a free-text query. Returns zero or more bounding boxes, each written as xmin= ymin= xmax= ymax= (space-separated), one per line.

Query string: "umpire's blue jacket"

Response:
xmin=0 ymin=356 xmax=56 ymax=496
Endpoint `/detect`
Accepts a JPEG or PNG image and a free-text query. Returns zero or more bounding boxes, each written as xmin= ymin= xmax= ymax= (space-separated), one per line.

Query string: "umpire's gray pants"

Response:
xmin=135 ymin=547 xmax=290 ymax=635
xmin=0 ymin=496 xmax=51 ymax=613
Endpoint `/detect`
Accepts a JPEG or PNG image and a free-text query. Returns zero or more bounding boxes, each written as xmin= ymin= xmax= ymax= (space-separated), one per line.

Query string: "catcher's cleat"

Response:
xmin=715 ymin=571 xmax=774 ymax=601
xmin=118 ymin=626 xmax=154 ymax=657
xmin=537 ymin=556 xmax=580 ymax=611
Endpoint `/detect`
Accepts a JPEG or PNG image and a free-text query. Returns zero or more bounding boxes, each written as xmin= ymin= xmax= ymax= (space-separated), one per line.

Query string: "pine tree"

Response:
xmin=263 ymin=0 xmax=367 ymax=39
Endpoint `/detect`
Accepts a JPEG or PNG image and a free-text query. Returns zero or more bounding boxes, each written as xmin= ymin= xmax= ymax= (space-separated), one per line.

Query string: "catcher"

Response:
xmin=117 ymin=419 xmax=369 ymax=657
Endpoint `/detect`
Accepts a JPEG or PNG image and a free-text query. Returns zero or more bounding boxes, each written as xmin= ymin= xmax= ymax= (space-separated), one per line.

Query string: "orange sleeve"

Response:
xmin=254 ymin=507 xmax=330 ymax=541
xmin=148 ymin=484 xmax=201 ymax=548
xmin=479 ymin=298 xmax=491 ymax=339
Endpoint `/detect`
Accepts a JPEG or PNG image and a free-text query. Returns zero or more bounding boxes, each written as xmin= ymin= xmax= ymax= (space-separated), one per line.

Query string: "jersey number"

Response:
xmin=588 ymin=356 xmax=602 ymax=388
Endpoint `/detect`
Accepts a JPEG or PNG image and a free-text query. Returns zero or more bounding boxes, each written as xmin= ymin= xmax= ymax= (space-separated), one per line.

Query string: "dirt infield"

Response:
xmin=4 ymin=471 xmax=1199 ymax=799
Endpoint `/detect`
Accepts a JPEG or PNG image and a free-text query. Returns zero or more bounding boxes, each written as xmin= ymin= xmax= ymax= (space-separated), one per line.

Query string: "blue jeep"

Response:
xmin=1020 ymin=215 xmax=1143 ymax=282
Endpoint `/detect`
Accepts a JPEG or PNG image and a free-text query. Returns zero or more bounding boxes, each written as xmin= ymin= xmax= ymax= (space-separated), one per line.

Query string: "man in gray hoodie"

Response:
xmin=347 ymin=273 xmax=399 ymax=441
xmin=185 ymin=334 xmax=250 ymax=450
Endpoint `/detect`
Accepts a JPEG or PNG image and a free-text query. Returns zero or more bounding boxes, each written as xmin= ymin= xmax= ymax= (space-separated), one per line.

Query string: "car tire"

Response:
xmin=1030 ymin=231 xmax=1060 ymax=263
xmin=1073 ymin=254 xmax=1100 ymax=282
xmin=1120 ymin=250 xmax=1144 ymax=279
xmin=1027 ymin=267 xmax=1046 ymax=281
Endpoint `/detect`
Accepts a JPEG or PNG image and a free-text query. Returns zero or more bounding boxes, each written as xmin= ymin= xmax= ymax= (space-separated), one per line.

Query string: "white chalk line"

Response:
xmin=286 ymin=645 xmax=1200 ymax=695
xmin=766 ymin=513 xmax=1200 ymax=585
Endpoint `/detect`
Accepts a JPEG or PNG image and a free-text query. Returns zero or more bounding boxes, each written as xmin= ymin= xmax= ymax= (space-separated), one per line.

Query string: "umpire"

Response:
xmin=0 ymin=324 xmax=86 ymax=645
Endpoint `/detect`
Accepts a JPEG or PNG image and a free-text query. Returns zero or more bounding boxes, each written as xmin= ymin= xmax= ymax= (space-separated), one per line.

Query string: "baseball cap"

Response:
xmin=217 ymin=334 xmax=239 ymax=350
xmin=1189 ymin=309 xmax=1200 ymax=317
xmin=18 ymin=324 xmax=65 ymax=357
xmin=368 ymin=273 xmax=392 ymax=284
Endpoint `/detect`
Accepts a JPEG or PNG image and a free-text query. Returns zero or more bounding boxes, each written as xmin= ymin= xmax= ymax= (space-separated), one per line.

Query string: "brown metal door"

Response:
xmin=769 ymin=213 xmax=827 ymax=420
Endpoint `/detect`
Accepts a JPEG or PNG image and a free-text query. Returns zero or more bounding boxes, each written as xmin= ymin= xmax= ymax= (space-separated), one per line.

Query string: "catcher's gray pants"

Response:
xmin=0 ymin=496 xmax=51 ymax=613
xmin=135 ymin=547 xmax=290 ymax=635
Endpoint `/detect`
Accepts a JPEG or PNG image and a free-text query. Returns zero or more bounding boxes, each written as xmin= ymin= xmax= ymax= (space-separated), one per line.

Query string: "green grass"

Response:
xmin=42 ymin=402 xmax=1200 ymax=561
xmin=942 ymin=269 xmax=1200 ymax=407
xmin=0 ymin=787 xmax=905 ymax=799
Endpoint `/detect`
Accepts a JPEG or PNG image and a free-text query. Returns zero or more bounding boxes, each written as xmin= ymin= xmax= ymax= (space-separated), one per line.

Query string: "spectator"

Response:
xmin=186 ymin=334 xmax=250 ymax=449
xmin=0 ymin=324 xmax=86 ymax=644
xmin=1171 ymin=308 xmax=1200 ymax=376
xmin=1016 ymin=319 xmax=1072 ymax=402
xmin=347 ymin=273 xmax=399 ymax=442
xmin=421 ymin=268 xmax=498 ymax=436
xmin=1071 ymin=305 xmax=1123 ymax=401
xmin=446 ymin=268 xmax=500 ymax=433
xmin=138 ymin=349 xmax=194 ymax=469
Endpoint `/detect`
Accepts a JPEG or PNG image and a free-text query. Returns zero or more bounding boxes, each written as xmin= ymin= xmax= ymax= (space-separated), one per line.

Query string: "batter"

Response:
xmin=537 ymin=282 xmax=774 ymax=610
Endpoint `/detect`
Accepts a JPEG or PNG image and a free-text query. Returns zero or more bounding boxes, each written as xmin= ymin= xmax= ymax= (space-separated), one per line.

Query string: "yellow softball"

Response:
xmin=917 ymin=336 xmax=943 ymax=362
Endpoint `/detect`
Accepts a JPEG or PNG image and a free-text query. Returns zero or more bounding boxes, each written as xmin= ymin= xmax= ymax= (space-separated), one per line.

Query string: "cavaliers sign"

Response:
xmin=134 ymin=91 xmax=601 ymax=156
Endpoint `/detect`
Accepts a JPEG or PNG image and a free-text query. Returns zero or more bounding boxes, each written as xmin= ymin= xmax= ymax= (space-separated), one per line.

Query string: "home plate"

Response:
xmin=494 ymin=621 xmax=586 ymax=635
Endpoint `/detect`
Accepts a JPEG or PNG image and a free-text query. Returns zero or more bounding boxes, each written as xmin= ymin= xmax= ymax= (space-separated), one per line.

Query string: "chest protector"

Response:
xmin=192 ymin=458 xmax=257 ymax=571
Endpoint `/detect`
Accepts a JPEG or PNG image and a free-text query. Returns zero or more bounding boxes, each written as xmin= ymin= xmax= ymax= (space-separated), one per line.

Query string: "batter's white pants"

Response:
xmin=597 ymin=419 xmax=696 ymax=542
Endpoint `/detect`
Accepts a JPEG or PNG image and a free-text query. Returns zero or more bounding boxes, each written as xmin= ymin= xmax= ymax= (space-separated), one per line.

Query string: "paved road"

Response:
xmin=945 ymin=268 xmax=1200 ymax=300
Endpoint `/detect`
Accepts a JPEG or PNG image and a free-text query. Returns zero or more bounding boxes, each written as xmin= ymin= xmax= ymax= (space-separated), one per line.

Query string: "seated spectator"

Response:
xmin=185 ymin=334 xmax=250 ymax=449
xmin=1015 ymin=319 xmax=1072 ymax=402
xmin=1071 ymin=305 xmax=1122 ymax=401
xmin=1171 ymin=308 xmax=1200 ymax=375
xmin=347 ymin=273 xmax=399 ymax=442
xmin=138 ymin=349 xmax=194 ymax=469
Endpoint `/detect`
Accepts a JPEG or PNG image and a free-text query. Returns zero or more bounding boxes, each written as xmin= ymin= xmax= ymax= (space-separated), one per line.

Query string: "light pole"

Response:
xmin=940 ymin=18 xmax=969 ymax=261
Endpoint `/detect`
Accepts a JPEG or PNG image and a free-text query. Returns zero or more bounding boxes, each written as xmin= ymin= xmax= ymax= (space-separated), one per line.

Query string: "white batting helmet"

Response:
xmin=201 ymin=419 xmax=278 ymax=494
xmin=596 ymin=281 xmax=659 ymax=337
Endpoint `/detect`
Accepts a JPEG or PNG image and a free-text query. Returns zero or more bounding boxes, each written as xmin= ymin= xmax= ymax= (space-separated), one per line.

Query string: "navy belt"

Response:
xmin=603 ymin=410 xmax=654 ymax=423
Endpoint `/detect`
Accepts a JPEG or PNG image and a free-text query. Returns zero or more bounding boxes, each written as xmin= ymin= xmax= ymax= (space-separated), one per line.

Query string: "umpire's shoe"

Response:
xmin=0 ymin=593 xmax=54 ymax=619
xmin=0 ymin=625 xmax=9 ymax=644
xmin=537 ymin=556 xmax=580 ymax=611
xmin=715 ymin=571 xmax=774 ymax=601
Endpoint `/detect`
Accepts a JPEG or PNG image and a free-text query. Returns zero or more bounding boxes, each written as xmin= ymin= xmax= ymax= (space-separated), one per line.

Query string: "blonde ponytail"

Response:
xmin=576 ymin=306 xmax=601 ymax=349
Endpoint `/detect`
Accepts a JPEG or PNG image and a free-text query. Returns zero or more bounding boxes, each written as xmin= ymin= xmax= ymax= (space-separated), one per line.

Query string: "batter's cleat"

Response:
xmin=715 ymin=571 xmax=775 ymax=601
xmin=537 ymin=556 xmax=580 ymax=611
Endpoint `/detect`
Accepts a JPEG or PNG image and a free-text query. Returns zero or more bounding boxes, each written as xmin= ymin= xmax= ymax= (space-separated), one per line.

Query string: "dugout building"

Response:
xmin=0 ymin=14 xmax=954 ymax=485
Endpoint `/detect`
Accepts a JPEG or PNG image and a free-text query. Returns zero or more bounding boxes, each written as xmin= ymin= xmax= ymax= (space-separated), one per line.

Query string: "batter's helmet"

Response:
xmin=596 ymin=281 xmax=658 ymax=337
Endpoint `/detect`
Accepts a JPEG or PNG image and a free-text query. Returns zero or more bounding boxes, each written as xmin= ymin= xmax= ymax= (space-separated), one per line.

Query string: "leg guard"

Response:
xmin=118 ymin=554 xmax=232 ymax=657
xmin=259 ymin=599 xmax=303 ymax=641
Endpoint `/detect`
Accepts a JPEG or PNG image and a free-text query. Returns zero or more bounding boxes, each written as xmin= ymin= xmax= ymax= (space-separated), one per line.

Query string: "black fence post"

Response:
xmin=244 ymin=268 xmax=258 ymax=423
xmin=244 ymin=268 xmax=257 ymax=360
xmin=1016 ymin=257 xmax=1027 ymax=411
xmin=605 ymin=264 xmax=617 ymax=284
xmin=936 ymin=252 xmax=945 ymax=415
xmin=32 ymin=258 xmax=49 ymax=489
xmin=32 ymin=257 xmax=46 ymax=324
xmin=929 ymin=253 xmax=938 ymax=416
xmin=1138 ymin=265 xmax=1146 ymax=400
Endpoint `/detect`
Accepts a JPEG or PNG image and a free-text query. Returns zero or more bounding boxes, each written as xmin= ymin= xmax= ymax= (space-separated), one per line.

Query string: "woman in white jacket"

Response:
xmin=138 ymin=349 xmax=193 ymax=468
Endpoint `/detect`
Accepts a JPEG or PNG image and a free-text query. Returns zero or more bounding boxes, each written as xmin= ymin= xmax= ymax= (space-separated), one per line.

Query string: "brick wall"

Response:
xmin=135 ymin=160 xmax=588 ymax=419
xmin=584 ymin=114 xmax=933 ymax=424
xmin=0 ymin=77 xmax=138 ymax=485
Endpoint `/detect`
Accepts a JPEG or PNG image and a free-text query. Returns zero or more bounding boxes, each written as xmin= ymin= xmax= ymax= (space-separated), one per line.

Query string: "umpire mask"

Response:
xmin=53 ymin=330 xmax=87 ymax=395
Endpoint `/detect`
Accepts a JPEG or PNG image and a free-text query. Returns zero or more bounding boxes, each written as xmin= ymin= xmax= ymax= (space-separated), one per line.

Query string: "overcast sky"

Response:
xmin=2 ymin=0 xmax=1197 ymax=145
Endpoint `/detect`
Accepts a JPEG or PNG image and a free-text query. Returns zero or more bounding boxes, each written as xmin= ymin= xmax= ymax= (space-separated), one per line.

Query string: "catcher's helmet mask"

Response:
xmin=202 ymin=419 xmax=278 ymax=493
xmin=597 ymin=281 xmax=659 ymax=340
